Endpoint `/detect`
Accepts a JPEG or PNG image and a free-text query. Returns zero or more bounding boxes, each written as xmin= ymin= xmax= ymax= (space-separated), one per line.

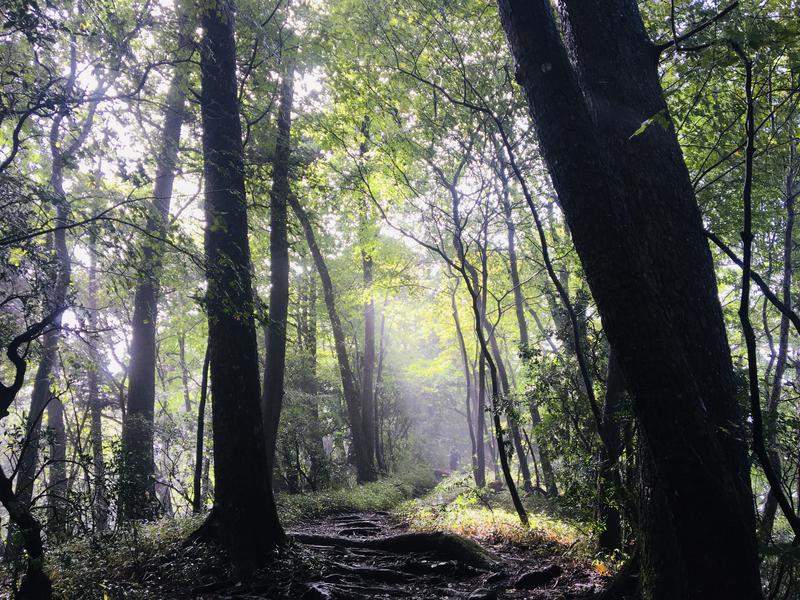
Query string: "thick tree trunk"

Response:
xmin=498 ymin=1 xmax=761 ymax=596
xmin=198 ymin=0 xmax=284 ymax=570
xmin=288 ymin=196 xmax=374 ymax=482
xmin=262 ymin=61 xmax=294 ymax=474
xmin=120 ymin=60 xmax=186 ymax=522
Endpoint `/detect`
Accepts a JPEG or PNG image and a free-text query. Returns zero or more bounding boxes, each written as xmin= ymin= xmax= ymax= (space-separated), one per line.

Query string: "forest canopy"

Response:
xmin=1 ymin=0 xmax=799 ymax=598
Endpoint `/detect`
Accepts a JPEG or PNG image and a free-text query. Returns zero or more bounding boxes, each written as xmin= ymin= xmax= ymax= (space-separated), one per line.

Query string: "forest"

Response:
xmin=1 ymin=0 xmax=799 ymax=598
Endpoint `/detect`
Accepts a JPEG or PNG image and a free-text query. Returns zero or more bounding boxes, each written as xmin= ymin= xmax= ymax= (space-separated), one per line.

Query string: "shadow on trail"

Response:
xmin=194 ymin=510 xmax=603 ymax=599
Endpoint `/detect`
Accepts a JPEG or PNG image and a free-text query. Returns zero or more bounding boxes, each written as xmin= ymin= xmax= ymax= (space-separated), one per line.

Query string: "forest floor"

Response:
xmin=42 ymin=471 xmax=612 ymax=599
xmin=190 ymin=475 xmax=607 ymax=599
xmin=248 ymin=508 xmax=605 ymax=599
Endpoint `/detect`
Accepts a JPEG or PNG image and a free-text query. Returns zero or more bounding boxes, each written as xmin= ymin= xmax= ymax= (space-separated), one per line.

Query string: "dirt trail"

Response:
xmin=278 ymin=511 xmax=601 ymax=599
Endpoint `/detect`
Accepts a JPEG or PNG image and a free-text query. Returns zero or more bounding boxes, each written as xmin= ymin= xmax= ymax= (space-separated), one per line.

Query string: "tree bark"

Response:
xmin=597 ymin=347 xmax=624 ymax=552
xmin=761 ymin=142 xmax=796 ymax=543
xmin=359 ymin=243 xmax=377 ymax=474
xmin=262 ymin=61 xmax=294 ymax=474
xmin=120 ymin=57 xmax=187 ymax=522
xmin=46 ymin=394 xmax=67 ymax=539
xmin=198 ymin=0 xmax=284 ymax=571
xmin=288 ymin=195 xmax=374 ymax=482
xmin=178 ymin=333 xmax=192 ymax=413
xmin=192 ymin=344 xmax=210 ymax=514
xmin=486 ymin=328 xmax=533 ymax=494
xmin=451 ymin=280 xmax=479 ymax=485
xmin=497 ymin=1 xmax=761 ymax=596
xmin=87 ymin=231 xmax=108 ymax=531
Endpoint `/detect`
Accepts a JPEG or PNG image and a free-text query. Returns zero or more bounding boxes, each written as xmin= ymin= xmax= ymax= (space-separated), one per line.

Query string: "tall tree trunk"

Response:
xmin=302 ymin=270 xmax=328 ymax=488
xmin=597 ymin=347 xmax=625 ymax=552
xmin=178 ymin=333 xmax=192 ymax=412
xmin=288 ymin=196 xmax=374 ymax=482
xmin=262 ymin=61 xmax=294 ymax=474
xmin=192 ymin=344 xmax=210 ymax=514
xmin=87 ymin=231 xmax=108 ymax=531
xmin=761 ymin=143 xmax=796 ymax=543
xmin=476 ymin=351 xmax=487 ymax=487
xmin=360 ymin=245 xmax=377 ymax=473
xmin=46 ymin=394 xmax=67 ymax=539
xmin=497 ymin=162 xmax=555 ymax=495
xmin=497 ymin=1 xmax=760 ymax=596
xmin=451 ymin=280 xmax=479 ymax=484
xmin=197 ymin=0 xmax=284 ymax=571
xmin=374 ymin=311 xmax=387 ymax=472
xmin=486 ymin=329 xmax=533 ymax=494
xmin=120 ymin=59 xmax=187 ymax=522
xmin=14 ymin=173 xmax=70 ymax=522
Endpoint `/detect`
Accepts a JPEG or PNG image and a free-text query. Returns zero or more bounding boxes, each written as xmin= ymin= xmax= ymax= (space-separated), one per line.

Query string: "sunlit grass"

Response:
xmin=397 ymin=473 xmax=588 ymax=552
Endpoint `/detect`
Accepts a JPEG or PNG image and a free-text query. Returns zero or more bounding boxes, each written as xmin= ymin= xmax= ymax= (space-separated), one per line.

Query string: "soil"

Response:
xmin=191 ymin=511 xmax=606 ymax=599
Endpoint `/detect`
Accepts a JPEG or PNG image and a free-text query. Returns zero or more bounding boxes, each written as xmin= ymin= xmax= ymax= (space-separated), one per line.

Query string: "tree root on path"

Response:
xmin=292 ymin=530 xmax=499 ymax=570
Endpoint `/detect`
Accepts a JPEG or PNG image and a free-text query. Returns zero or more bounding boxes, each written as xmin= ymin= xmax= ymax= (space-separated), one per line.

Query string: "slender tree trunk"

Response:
xmin=14 ymin=184 xmax=69 ymax=521
xmin=498 ymin=1 xmax=761 ymax=595
xmin=451 ymin=280 xmax=479 ymax=484
xmin=360 ymin=246 xmax=377 ymax=473
xmin=598 ymin=347 xmax=625 ymax=552
xmin=497 ymin=163 xmax=556 ymax=496
xmin=288 ymin=196 xmax=374 ymax=482
xmin=262 ymin=61 xmax=294 ymax=474
xmin=46 ymin=394 xmax=67 ymax=539
xmin=487 ymin=331 xmax=533 ymax=494
xmin=120 ymin=59 xmax=187 ymax=522
xmin=87 ymin=232 xmax=108 ymax=531
xmin=374 ymin=311 xmax=387 ymax=472
xmin=761 ymin=144 xmax=796 ymax=543
xmin=197 ymin=0 xmax=283 ymax=570
xmin=476 ymin=356 xmax=487 ymax=487
xmin=301 ymin=268 xmax=328 ymax=488
xmin=192 ymin=344 xmax=210 ymax=514
xmin=178 ymin=333 xmax=192 ymax=412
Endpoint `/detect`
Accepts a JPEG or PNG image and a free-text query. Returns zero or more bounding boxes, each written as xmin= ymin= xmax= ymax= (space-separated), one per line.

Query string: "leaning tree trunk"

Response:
xmin=120 ymin=61 xmax=187 ymax=522
xmin=198 ymin=0 xmax=284 ymax=572
xmin=288 ymin=195 xmax=374 ymax=482
xmin=486 ymin=329 xmax=533 ymax=494
xmin=497 ymin=1 xmax=761 ymax=597
xmin=262 ymin=60 xmax=294 ymax=474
